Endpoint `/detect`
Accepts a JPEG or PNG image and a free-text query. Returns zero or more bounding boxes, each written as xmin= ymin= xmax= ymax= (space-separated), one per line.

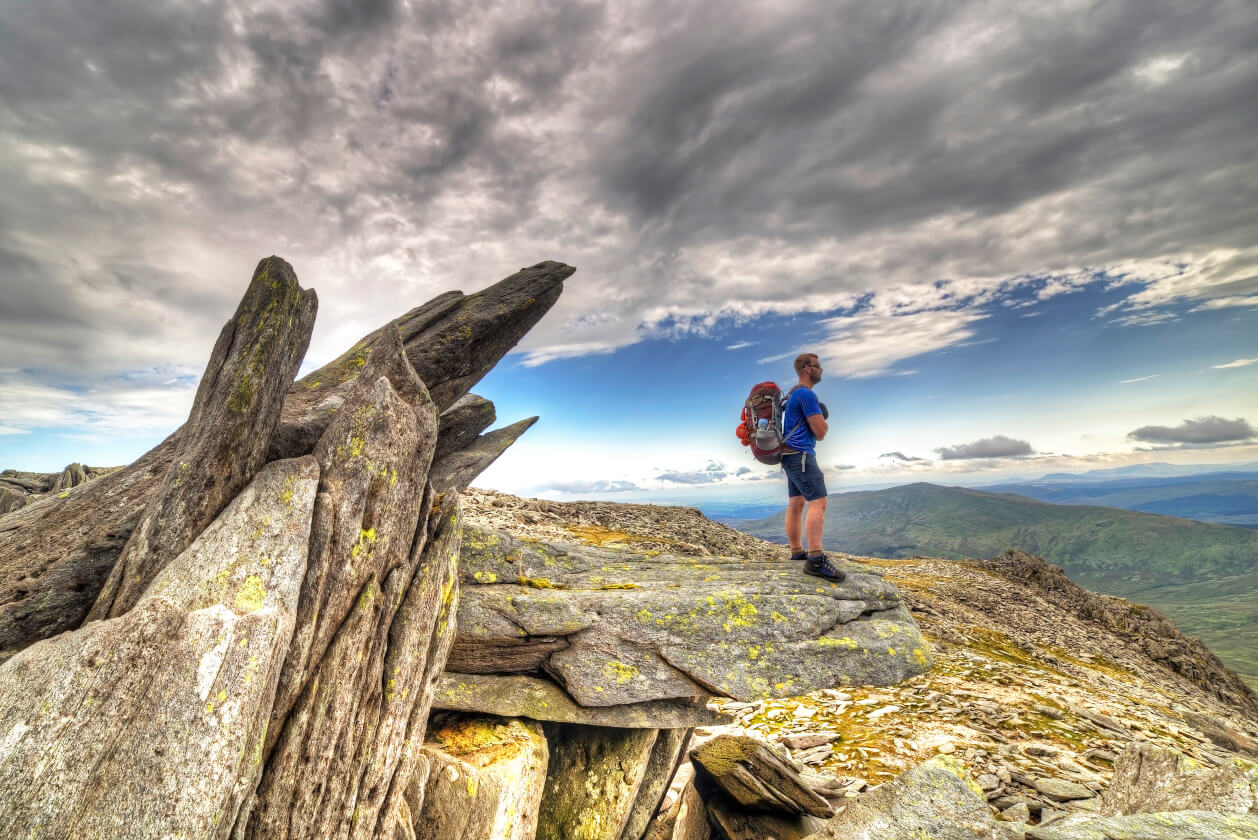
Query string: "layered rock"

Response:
xmin=452 ymin=527 xmax=930 ymax=708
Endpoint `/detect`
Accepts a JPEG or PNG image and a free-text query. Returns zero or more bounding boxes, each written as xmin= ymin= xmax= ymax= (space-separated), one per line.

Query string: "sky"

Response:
xmin=2 ymin=0 xmax=1256 ymax=506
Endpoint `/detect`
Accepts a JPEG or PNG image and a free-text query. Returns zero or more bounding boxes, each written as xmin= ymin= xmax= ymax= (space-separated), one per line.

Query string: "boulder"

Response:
xmin=0 ymin=456 xmax=319 ymax=839
xmin=1101 ymin=741 xmax=1257 ymax=816
xmin=805 ymin=755 xmax=999 ymax=840
xmin=89 ymin=256 xmax=318 ymax=620
xmin=537 ymin=724 xmax=661 ymax=840
xmin=1025 ymin=810 xmax=1258 ymax=840
xmin=690 ymin=734 xmax=834 ymax=819
xmin=410 ymin=714 xmax=549 ymax=840
xmin=432 ymin=673 xmax=729 ymax=728
xmin=454 ymin=528 xmax=930 ymax=705
xmin=704 ymin=792 xmax=827 ymax=840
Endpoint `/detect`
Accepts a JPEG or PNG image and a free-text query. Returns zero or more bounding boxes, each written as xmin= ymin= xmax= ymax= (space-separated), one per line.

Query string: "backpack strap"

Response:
xmin=781 ymin=385 xmax=807 ymax=443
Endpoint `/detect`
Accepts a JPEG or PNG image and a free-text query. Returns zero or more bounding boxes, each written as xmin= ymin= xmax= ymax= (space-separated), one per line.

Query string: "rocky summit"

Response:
xmin=0 ymin=256 xmax=933 ymax=840
xmin=0 ymin=259 xmax=1254 ymax=840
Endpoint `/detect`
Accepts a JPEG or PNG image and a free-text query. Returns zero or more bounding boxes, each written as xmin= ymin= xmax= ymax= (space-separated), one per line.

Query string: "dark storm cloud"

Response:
xmin=1127 ymin=416 xmax=1256 ymax=445
xmin=936 ymin=436 xmax=1034 ymax=460
xmin=2 ymin=0 xmax=1257 ymax=389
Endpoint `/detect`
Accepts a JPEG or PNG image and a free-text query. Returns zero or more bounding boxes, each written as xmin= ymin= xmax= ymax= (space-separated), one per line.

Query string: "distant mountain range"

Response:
xmin=978 ymin=470 xmax=1258 ymax=529
xmin=736 ymin=482 xmax=1258 ymax=684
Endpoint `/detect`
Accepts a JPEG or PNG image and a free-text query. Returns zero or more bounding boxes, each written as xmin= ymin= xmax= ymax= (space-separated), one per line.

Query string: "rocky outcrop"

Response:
xmin=980 ymin=550 xmax=1258 ymax=717
xmin=453 ymin=528 xmax=930 ymax=707
xmin=0 ymin=463 xmax=118 ymax=513
xmin=1101 ymin=742 xmax=1257 ymax=816
xmin=0 ymin=260 xmax=575 ymax=663
xmin=1025 ymin=810 xmax=1258 ymax=839
xmin=0 ymin=456 xmax=320 ymax=839
xmin=691 ymin=734 xmax=834 ymax=818
xmin=89 ymin=257 xmax=318 ymax=620
xmin=0 ymin=257 xmax=575 ymax=840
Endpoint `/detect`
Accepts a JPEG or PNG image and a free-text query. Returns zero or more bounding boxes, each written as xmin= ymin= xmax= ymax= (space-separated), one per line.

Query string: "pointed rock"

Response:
xmin=0 ymin=456 xmax=319 ymax=840
xmin=430 ymin=417 xmax=538 ymax=495
xmin=89 ymin=256 xmax=317 ymax=620
xmin=434 ymin=393 xmax=498 ymax=462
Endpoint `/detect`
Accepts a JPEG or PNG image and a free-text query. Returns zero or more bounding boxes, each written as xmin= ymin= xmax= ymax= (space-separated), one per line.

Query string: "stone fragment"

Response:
xmin=1183 ymin=711 xmax=1258 ymax=758
xmin=1101 ymin=741 xmax=1258 ymax=816
xmin=537 ymin=724 xmax=660 ymax=840
xmin=704 ymin=792 xmax=827 ymax=840
xmin=89 ymin=256 xmax=317 ymax=620
xmin=780 ymin=733 xmax=841 ymax=751
xmin=0 ymin=487 xmax=24 ymax=515
xmin=409 ymin=714 xmax=549 ymax=840
xmin=1026 ymin=810 xmax=1258 ymax=840
xmin=432 ymin=673 xmax=729 ymax=728
xmin=979 ymin=773 xmax=1002 ymax=791
xmin=806 ymin=755 xmax=997 ymax=840
xmin=0 ymin=457 xmax=318 ymax=840
xmin=691 ymin=734 xmax=834 ymax=818
xmin=1002 ymin=802 xmax=1032 ymax=823
xmin=1034 ymin=778 xmax=1094 ymax=802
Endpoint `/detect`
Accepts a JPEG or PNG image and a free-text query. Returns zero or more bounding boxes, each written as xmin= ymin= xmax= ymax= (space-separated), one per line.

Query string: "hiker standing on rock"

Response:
xmin=783 ymin=353 xmax=844 ymax=582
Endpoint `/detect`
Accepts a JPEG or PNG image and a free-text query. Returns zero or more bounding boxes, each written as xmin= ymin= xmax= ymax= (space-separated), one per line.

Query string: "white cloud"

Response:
xmin=815 ymin=306 xmax=987 ymax=379
xmin=1213 ymin=358 xmax=1258 ymax=369
xmin=1119 ymin=374 xmax=1159 ymax=384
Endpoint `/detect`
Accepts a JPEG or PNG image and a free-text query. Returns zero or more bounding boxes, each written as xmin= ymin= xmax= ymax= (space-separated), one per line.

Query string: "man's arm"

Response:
xmin=807 ymin=413 xmax=828 ymax=440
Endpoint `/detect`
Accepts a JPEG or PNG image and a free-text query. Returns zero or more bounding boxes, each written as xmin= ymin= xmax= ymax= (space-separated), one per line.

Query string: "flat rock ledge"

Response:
xmin=448 ymin=527 xmax=931 ymax=710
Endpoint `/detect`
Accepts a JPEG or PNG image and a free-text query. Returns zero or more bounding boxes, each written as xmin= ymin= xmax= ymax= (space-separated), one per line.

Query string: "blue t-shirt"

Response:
xmin=783 ymin=387 xmax=822 ymax=453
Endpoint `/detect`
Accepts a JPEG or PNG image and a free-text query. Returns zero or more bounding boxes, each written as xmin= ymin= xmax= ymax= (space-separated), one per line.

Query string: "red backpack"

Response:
xmin=736 ymin=382 xmax=802 ymax=465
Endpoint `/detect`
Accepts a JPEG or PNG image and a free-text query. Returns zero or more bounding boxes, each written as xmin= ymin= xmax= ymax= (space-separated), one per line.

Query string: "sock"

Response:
xmin=807 ymin=550 xmax=824 ymax=558
xmin=790 ymin=548 xmax=806 ymax=560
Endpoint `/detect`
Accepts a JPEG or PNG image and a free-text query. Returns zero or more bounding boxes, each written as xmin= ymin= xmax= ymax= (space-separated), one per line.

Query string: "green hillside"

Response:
xmin=740 ymin=483 xmax=1258 ymax=684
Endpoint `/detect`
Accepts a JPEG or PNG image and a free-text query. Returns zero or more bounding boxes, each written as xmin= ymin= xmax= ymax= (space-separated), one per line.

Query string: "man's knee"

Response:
xmin=787 ymin=496 xmax=806 ymax=512
xmin=808 ymin=496 xmax=827 ymax=510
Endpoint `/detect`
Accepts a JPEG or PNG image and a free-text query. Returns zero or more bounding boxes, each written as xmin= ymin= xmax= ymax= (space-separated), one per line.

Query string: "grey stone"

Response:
xmin=645 ymin=778 xmax=709 ymax=840
xmin=692 ymin=734 xmax=835 ymax=818
xmin=980 ymin=773 xmax=1003 ymax=791
xmin=1026 ymin=810 xmax=1258 ymax=840
xmin=1101 ymin=741 xmax=1258 ymax=816
xmin=1002 ymin=802 xmax=1032 ymax=823
xmin=537 ymin=724 xmax=660 ymax=840
xmin=410 ymin=714 xmax=549 ymax=840
xmin=704 ymin=792 xmax=827 ymax=840
xmin=1035 ymin=777 xmax=1095 ymax=802
xmin=432 ymin=673 xmax=729 ymax=728
xmin=806 ymin=756 xmax=998 ymax=840
xmin=0 ymin=457 xmax=319 ymax=840
xmin=780 ymin=733 xmax=842 ymax=751
xmin=89 ymin=256 xmax=317 ymax=620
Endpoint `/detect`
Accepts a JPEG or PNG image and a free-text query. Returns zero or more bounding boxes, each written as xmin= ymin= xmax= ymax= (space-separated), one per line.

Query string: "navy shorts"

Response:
xmin=782 ymin=451 xmax=827 ymax=501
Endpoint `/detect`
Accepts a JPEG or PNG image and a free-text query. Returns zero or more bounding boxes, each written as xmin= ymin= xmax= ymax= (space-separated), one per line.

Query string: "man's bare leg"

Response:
xmin=804 ymin=497 xmax=827 ymax=553
xmin=786 ymin=496 xmax=806 ymax=552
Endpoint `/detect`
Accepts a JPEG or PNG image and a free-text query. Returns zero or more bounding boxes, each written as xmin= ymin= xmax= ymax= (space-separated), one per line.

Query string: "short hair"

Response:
xmin=794 ymin=353 xmax=819 ymax=375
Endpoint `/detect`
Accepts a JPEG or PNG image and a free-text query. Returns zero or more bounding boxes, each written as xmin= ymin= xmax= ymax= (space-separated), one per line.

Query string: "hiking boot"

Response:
xmin=803 ymin=553 xmax=846 ymax=582
xmin=789 ymin=548 xmax=807 ymax=562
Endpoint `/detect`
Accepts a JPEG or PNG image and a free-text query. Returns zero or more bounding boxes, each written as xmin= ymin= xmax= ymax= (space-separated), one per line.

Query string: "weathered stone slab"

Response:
xmin=433 ymin=673 xmax=730 ymax=728
xmin=1101 ymin=741 xmax=1258 ymax=816
xmin=538 ymin=724 xmax=661 ymax=840
xmin=1026 ymin=810 xmax=1258 ymax=840
xmin=456 ymin=528 xmax=930 ymax=704
xmin=691 ymin=734 xmax=834 ymax=819
xmin=805 ymin=755 xmax=997 ymax=840
xmin=434 ymin=393 xmax=498 ymax=462
xmin=90 ymin=256 xmax=317 ymax=620
xmin=430 ymin=416 xmax=538 ymax=495
xmin=0 ymin=456 xmax=318 ymax=840
xmin=704 ymin=792 xmax=826 ymax=840
xmin=645 ymin=774 xmax=710 ymax=840
xmin=411 ymin=714 xmax=549 ymax=840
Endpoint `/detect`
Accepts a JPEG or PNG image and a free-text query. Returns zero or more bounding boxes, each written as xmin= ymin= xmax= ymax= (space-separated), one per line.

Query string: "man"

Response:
xmin=782 ymin=353 xmax=844 ymax=581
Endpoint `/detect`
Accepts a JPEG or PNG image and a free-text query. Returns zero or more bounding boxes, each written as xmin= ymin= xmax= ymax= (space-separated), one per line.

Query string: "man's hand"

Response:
xmin=807 ymin=413 xmax=828 ymax=440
